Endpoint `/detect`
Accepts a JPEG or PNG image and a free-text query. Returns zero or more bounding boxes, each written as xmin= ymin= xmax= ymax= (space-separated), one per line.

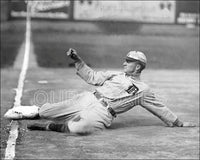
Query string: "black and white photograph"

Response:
xmin=1 ymin=0 xmax=199 ymax=159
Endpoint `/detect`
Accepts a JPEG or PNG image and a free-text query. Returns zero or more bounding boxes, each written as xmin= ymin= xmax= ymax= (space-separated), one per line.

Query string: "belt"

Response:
xmin=94 ymin=92 xmax=116 ymax=117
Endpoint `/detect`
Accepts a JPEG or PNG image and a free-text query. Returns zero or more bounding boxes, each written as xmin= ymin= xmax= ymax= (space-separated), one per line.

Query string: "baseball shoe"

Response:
xmin=27 ymin=121 xmax=67 ymax=132
xmin=4 ymin=105 xmax=39 ymax=120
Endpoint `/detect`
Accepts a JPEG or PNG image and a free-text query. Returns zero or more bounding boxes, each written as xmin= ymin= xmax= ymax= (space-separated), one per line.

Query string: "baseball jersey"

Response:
xmin=75 ymin=61 xmax=178 ymax=126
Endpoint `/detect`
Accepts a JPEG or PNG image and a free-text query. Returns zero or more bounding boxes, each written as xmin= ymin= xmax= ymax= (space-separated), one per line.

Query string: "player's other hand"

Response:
xmin=182 ymin=122 xmax=196 ymax=127
xmin=66 ymin=48 xmax=82 ymax=62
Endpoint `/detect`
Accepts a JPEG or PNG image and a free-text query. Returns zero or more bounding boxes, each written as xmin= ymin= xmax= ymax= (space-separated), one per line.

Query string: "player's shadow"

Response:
xmin=108 ymin=118 xmax=164 ymax=130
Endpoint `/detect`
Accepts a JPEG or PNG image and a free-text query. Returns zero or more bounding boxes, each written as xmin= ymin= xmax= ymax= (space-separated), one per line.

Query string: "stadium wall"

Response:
xmin=1 ymin=1 xmax=198 ymax=25
xmin=0 ymin=1 xmax=11 ymax=21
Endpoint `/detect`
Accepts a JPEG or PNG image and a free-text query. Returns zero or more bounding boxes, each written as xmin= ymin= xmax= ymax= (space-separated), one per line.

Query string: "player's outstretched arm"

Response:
xmin=141 ymin=90 xmax=197 ymax=128
xmin=65 ymin=48 xmax=117 ymax=86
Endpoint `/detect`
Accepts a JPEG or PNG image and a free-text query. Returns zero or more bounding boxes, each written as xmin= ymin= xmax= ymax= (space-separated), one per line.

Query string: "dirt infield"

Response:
xmin=0 ymin=69 xmax=21 ymax=158
xmin=3 ymin=68 xmax=197 ymax=159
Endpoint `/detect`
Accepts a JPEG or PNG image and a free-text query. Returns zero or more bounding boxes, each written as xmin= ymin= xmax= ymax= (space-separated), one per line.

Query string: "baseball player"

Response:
xmin=4 ymin=48 xmax=196 ymax=134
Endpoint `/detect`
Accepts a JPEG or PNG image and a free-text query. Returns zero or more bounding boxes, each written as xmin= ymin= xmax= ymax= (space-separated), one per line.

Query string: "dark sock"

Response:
xmin=48 ymin=123 xmax=69 ymax=133
xmin=27 ymin=123 xmax=48 ymax=131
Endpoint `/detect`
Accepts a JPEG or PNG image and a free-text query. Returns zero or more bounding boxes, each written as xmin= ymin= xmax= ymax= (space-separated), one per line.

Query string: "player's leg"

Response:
xmin=3 ymin=101 xmax=77 ymax=121
xmin=27 ymin=112 xmax=101 ymax=134
xmin=4 ymin=91 xmax=91 ymax=121
xmin=27 ymin=115 xmax=94 ymax=134
xmin=27 ymin=121 xmax=69 ymax=132
xmin=27 ymin=96 xmax=114 ymax=134
xmin=39 ymin=91 xmax=92 ymax=121
xmin=67 ymin=100 xmax=114 ymax=134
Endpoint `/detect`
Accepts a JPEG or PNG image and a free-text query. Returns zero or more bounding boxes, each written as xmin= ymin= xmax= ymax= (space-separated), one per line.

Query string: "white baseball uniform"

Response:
xmin=39 ymin=61 xmax=178 ymax=134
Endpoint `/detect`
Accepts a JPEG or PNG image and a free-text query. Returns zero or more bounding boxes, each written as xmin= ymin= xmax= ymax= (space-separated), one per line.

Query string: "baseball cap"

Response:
xmin=126 ymin=51 xmax=147 ymax=65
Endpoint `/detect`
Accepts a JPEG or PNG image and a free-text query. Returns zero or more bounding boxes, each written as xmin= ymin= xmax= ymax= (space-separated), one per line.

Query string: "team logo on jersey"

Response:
xmin=126 ymin=84 xmax=138 ymax=95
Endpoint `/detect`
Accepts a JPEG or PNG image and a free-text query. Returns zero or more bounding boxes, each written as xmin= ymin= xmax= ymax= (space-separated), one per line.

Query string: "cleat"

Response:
xmin=4 ymin=105 xmax=39 ymax=120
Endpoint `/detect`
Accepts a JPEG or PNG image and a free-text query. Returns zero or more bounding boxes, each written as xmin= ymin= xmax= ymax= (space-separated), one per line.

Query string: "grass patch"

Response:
xmin=32 ymin=22 xmax=199 ymax=69
xmin=0 ymin=20 xmax=26 ymax=68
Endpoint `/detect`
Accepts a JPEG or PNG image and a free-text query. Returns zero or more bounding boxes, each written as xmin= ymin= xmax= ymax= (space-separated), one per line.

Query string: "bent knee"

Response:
xmin=68 ymin=120 xmax=94 ymax=135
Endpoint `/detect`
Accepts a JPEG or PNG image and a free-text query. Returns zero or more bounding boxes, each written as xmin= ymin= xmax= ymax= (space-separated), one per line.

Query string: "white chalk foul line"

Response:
xmin=4 ymin=5 xmax=31 ymax=160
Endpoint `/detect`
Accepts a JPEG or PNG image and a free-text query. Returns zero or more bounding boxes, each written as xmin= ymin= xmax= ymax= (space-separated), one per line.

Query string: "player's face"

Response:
xmin=123 ymin=59 xmax=139 ymax=74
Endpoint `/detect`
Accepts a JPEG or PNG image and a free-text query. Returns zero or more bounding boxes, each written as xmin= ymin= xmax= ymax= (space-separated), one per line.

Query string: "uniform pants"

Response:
xmin=39 ymin=92 xmax=113 ymax=134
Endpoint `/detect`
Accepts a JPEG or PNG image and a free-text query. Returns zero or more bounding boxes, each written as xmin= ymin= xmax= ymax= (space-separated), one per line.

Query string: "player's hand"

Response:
xmin=66 ymin=48 xmax=82 ymax=62
xmin=182 ymin=122 xmax=196 ymax=127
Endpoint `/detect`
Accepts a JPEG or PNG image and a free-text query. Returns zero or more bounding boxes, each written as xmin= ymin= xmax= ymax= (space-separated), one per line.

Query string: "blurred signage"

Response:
xmin=177 ymin=13 xmax=199 ymax=24
xmin=176 ymin=1 xmax=199 ymax=24
xmin=11 ymin=0 xmax=70 ymax=19
xmin=74 ymin=1 xmax=176 ymax=23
